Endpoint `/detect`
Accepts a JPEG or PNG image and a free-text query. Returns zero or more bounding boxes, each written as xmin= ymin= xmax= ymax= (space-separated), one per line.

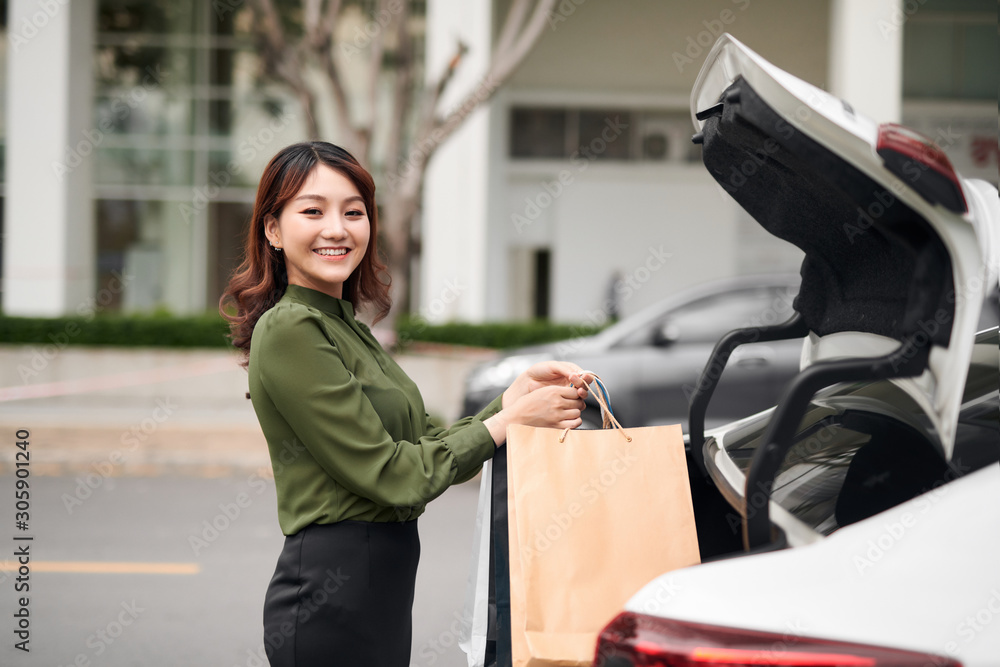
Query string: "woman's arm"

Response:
xmin=256 ymin=306 xmax=496 ymax=508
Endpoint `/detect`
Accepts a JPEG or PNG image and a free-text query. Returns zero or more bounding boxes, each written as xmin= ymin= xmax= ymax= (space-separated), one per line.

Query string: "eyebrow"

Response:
xmin=292 ymin=194 xmax=365 ymax=204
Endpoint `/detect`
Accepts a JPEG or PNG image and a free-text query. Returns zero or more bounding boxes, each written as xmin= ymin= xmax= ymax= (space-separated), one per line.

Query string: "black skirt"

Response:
xmin=262 ymin=519 xmax=420 ymax=666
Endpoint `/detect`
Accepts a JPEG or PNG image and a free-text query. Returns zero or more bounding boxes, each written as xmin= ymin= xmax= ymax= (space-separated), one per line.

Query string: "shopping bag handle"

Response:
xmin=560 ymin=373 xmax=631 ymax=443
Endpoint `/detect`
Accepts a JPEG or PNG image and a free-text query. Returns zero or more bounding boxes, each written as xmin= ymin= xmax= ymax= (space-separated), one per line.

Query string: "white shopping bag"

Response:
xmin=459 ymin=460 xmax=493 ymax=667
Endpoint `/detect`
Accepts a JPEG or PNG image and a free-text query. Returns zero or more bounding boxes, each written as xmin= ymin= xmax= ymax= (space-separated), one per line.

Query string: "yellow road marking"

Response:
xmin=0 ymin=561 xmax=200 ymax=574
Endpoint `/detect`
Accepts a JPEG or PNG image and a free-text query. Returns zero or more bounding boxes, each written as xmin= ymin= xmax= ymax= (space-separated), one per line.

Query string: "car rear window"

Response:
xmin=719 ymin=328 xmax=999 ymax=535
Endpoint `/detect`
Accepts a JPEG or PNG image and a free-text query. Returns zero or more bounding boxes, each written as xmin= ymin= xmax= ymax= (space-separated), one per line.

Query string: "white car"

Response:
xmin=594 ymin=34 xmax=1000 ymax=666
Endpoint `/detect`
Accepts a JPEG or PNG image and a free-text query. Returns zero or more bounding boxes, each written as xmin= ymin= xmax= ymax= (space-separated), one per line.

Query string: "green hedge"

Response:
xmin=395 ymin=316 xmax=605 ymax=350
xmin=0 ymin=313 xmax=607 ymax=350
xmin=0 ymin=313 xmax=232 ymax=348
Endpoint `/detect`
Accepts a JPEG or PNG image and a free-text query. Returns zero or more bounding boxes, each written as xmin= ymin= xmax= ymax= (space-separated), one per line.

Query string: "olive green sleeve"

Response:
xmin=425 ymin=393 xmax=504 ymax=485
xmin=256 ymin=308 xmax=496 ymax=507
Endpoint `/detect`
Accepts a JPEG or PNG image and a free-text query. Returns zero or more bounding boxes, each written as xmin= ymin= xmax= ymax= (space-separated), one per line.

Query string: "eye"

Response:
xmin=346 ymin=209 xmax=366 ymax=217
xmin=301 ymin=207 xmax=322 ymax=215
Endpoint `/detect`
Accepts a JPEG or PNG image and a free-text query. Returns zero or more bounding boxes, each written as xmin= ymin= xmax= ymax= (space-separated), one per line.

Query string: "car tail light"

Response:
xmin=595 ymin=612 xmax=961 ymax=667
xmin=875 ymin=123 xmax=967 ymax=214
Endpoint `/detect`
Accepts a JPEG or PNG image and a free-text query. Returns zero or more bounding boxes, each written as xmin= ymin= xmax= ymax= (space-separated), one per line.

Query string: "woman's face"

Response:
xmin=264 ymin=164 xmax=370 ymax=300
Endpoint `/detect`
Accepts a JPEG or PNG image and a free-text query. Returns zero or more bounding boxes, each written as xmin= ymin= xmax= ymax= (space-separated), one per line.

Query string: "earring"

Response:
xmin=270 ymin=243 xmax=282 ymax=252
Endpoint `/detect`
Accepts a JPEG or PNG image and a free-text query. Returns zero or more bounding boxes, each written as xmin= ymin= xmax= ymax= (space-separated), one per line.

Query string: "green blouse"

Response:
xmin=248 ymin=284 xmax=502 ymax=535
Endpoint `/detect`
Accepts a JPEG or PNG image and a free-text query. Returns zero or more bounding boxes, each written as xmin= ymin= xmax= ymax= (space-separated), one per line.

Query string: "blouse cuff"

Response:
xmin=473 ymin=393 xmax=504 ymax=421
xmin=446 ymin=419 xmax=496 ymax=478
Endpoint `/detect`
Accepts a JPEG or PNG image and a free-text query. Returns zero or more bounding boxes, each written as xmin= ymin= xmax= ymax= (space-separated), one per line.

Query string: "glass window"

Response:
xmin=96 ymin=199 xmax=161 ymax=311
xmin=510 ymin=108 xmax=568 ymax=159
xmin=96 ymin=148 xmax=194 ymax=186
xmin=98 ymin=0 xmax=196 ymax=35
xmin=578 ymin=110 xmax=631 ymax=160
xmin=959 ymin=23 xmax=998 ymax=99
xmin=903 ymin=9 xmax=998 ymax=100
xmin=208 ymin=202 xmax=253 ymax=307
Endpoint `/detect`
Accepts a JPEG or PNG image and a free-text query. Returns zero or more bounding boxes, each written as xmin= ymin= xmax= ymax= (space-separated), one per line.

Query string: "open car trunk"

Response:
xmin=684 ymin=34 xmax=998 ymax=552
xmin=692 ymin=34 xmax=996 ymax=458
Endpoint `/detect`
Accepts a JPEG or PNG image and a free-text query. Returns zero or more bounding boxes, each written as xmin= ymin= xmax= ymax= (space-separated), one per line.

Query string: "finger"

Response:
xmin=554 ymin=386 xmax=584 ymax=400
xmin=557 ymin=417 xmax=583 ymax=430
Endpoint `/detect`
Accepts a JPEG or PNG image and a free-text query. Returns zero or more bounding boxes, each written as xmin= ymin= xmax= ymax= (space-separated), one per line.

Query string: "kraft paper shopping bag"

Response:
xmin=505 ymin=413 xmax=700 ymax=666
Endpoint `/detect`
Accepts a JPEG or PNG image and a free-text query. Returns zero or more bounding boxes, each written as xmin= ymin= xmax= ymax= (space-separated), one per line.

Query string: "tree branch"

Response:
xmin=249 ymin=0 xmax=289 ymax=76
xmin=306 ymin=0 xmax=359 ymax=153
xmin=360 ymin=0 xmax=395 ymax=159
xmin=421 ymin=0 xmax=557 ymax=156
xmin=493 ymin=0 xmax=531 ymax=58
xmin=384 ymin=0 xmax=414 ymax=176
xmin=249 ymin=0 xmax=321 ymax=138
xmin=490 ymin=0 xmax=557 ymax=83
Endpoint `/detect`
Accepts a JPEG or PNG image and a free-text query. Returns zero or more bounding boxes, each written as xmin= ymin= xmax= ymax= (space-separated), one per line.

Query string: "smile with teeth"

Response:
xmin=314 ymin=248 xmax=349 ymax=256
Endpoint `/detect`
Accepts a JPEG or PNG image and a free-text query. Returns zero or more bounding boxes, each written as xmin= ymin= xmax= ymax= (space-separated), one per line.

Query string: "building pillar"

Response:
xmin=420 ymin=0 xmax=493 ymax=322
xmin=828 ymin=0 xmax=903 ymax=123
xmin=3 ymin=0 xmax=96 ymax=316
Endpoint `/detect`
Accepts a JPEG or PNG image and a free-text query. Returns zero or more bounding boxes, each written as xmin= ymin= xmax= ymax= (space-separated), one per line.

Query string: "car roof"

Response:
xmin=590 ymin=273 xmax=800 ymax=348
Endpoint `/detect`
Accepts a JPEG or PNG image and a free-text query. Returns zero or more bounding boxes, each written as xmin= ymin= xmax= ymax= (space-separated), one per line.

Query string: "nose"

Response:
xmin=321 ymin=215 xmax=348 ymax=240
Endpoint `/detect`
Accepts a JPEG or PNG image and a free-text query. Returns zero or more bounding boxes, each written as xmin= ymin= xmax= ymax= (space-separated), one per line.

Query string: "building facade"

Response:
xmin=421 ymin=0 xmax=998 ymax=325
xmin=1 ymin=0 xmax=997 ymax=321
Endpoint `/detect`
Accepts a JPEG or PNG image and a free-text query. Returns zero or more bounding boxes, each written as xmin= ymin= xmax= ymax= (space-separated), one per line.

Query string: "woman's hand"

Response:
xmin=484 ymin=385 xmax=587 ymax=446
xmin=502 ymin=361 xmax=593 ymax=409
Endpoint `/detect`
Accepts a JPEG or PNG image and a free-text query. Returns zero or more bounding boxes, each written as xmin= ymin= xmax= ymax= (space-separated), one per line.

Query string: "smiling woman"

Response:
xmin=219 ymin=141 xmax=592 ymax=667
xmin=263 ymin=165 xmax=371 ymax=300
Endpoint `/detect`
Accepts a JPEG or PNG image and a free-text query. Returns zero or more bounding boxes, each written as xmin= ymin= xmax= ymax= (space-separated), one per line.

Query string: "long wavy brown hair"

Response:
xmin=220 ymin=142 xmax=391 ymax=366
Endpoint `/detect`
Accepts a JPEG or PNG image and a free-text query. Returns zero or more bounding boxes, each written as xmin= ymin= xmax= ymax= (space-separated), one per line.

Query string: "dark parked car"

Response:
xmin=463 ymin=274 xmax=804 ymax=430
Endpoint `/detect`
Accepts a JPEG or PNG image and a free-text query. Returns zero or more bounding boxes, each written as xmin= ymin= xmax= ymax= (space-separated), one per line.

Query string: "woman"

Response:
xmin=221 ymin=141 xmax=591 ymax=666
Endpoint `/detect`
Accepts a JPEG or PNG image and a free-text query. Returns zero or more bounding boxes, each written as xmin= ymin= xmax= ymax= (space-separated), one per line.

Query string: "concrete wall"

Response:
xmin=503 ymin=0 xmax=830 ymax=94
xmin=480 ymin=0 xmax=827 ymax=322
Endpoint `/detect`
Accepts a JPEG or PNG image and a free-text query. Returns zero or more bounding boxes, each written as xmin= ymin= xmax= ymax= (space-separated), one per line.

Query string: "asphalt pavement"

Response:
xmin=0 ymin=342 xmax=498 ymax=666
xmin=0 ymin=474 xmax=483 ymax=666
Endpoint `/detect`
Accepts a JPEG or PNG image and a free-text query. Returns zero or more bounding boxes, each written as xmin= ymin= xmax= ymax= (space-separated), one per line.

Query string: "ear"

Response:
xmin=263 ymin=214 xmax=282 ymax=249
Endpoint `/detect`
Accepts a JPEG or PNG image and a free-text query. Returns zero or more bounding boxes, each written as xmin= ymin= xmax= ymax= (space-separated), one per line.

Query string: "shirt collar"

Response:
xmin=282 ymin=284 xmax=356 ymax=320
